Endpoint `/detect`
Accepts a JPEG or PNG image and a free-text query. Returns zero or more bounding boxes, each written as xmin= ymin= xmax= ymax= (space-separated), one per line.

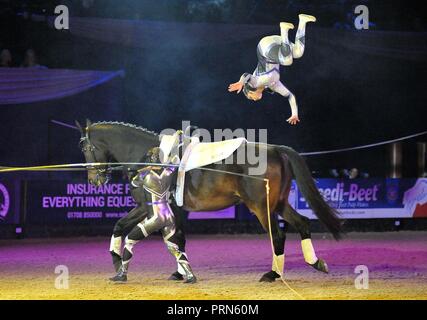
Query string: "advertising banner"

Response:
xmin=26 ymin=181 xmax=136 ymax=224
xmin=293 ymin=178 xmax=427 ymax=219
xmin=23 ymin=178 xmax=427 ymax=224
xmin=25 ymin=180 xmax=235 ymax=224
xmin=0 ymin=180 xmax=20 ymax=224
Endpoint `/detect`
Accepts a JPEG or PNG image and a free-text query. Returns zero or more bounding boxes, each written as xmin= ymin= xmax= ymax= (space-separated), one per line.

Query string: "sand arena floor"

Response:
xmin=0 ymin=231 xmax=426 ymax=300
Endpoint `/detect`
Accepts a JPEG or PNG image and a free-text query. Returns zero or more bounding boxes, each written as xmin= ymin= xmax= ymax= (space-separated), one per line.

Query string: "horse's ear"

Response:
xmin=75 ymin=120 xmax=84 ymax=136
xmin=86 ymin=119 xmax=92 ymax=128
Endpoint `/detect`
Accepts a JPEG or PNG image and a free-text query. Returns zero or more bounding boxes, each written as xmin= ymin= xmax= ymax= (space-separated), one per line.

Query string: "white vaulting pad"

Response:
xmin=175 ymin=137 xmax=246 ymax=206
xmin=182 ymin=137 xmax=246 ymax=172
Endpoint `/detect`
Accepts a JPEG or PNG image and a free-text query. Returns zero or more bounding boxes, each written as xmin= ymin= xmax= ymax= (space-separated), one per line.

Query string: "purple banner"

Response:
xmin=26 ymin=181 xmax=136 ymax=224
xmin=25 ymin=180 xmax=236 ymax=224
xmin=0 ymin=180 xmax=20 ymax=224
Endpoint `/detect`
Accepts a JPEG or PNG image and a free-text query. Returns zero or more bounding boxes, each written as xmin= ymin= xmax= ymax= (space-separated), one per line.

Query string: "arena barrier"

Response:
xmin=1 ymin=177 xmax=426 ymax=226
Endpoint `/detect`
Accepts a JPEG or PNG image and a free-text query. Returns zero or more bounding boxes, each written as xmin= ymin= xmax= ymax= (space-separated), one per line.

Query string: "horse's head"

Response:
xmin=76 ymin=119 xmax=111 ymax=186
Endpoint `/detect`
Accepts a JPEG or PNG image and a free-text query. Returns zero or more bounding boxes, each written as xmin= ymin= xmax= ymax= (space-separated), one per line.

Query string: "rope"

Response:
xmin=50 ymin=120 xmax=79 ymax=131
xmin=300 ymin=130 xmax=427 ymax=156
xmin=264 ymin=179 xmax=306 ymax=300
xmin=0 ymin=162 xmax=173 ymax=173
xmin=49 ymin=119 xmax=427 ymax=156
xmin=0 ymin=166 xmax=86 ymax=171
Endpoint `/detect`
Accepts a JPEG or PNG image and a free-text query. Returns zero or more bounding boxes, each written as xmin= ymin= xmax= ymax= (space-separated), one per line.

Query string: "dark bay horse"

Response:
xmin=76 ymin=120 xmax=342 ymax=282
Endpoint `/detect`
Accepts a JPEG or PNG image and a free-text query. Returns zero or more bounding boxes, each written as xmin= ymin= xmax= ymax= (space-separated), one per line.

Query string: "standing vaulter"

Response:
xmin=110 ymin=143 xmax=196 ymax=284
xmin=228 ymin=14 xmax=316 ymax=125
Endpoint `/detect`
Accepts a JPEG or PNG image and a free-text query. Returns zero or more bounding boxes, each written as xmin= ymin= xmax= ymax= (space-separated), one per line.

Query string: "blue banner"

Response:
xmin=292 ymin=178 xmax=427 ymax=219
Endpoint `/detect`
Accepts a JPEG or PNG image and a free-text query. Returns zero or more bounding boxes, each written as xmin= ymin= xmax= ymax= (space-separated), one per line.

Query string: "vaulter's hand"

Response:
xmin=228 ymin=81 xmax=244 ymax=94
xmin=286 ymin=115 xmax=300 ymax=125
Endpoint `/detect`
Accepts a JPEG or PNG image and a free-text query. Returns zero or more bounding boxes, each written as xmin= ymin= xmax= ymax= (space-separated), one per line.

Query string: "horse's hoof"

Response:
xmin=184 ymin=276 xmax=197 ymax=284
xmin=110 ymin=251 xmax=122 ymax=272
xmin=168 ymin=271 xmax=184 ymax=281
xmin=259 ymin=270 xmax=280 ymax=282
xmin=310 ymin=259 xmax=329 ymax=273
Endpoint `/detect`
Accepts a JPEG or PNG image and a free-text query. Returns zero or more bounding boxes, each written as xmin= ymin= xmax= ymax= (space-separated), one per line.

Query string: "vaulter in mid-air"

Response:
xmin=228 ymin=14 xmax=316 ymax=125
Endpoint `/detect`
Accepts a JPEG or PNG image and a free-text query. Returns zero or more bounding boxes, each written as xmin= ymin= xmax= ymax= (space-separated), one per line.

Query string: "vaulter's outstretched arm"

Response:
xmin=270 ymin=81 xmax=300 ymax=125
xmin=229 ymin=75 xmax=300 ymax=125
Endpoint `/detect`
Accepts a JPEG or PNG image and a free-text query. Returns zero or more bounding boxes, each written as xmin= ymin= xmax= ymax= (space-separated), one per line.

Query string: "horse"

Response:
xmin=76 ymin=120 xmax=342 ymax=282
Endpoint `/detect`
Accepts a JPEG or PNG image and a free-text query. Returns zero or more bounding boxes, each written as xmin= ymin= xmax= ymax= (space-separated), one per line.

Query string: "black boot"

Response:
xmin=109 ymin=267 xmax=128 ymax=283
xmin=179 ymin=261 xmax=197 ymax=284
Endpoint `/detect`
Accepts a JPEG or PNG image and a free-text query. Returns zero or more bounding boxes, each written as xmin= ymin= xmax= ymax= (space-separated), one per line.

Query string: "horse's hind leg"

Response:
xmin=241 ymin=189 xmax=285 ymax=282
xmin=259 ymin=213 xmax=286 ymax=282
xmin=280 ymin=203 xmax=328 ymax=273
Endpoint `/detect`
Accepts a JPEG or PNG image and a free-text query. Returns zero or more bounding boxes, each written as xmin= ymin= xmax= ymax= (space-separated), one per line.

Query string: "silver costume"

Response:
xmin=111 ymin=143 xmax=196 ymax=283
xmin=133 ymin=166 xmax=177 ymax=238
xmin=239 ymin=15 xmax=316 ymax=118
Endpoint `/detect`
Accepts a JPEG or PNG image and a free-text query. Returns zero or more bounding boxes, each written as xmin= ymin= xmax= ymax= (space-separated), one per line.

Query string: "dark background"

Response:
xmin=0 ymin=0 xmax=426 ymax=176
xmin=0 ymin=0 xmax=426 ymax=237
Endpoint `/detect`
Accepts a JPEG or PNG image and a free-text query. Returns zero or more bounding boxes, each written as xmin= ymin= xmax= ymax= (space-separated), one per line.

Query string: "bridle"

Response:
xmin=79 ymin=127 xmax=112 ymax=184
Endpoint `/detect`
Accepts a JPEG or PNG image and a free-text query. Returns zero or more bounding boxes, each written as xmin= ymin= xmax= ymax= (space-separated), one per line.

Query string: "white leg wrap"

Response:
xmin=301 ymin=239 xmax=318 ymax=264
xmin=271 ymin=254 xmax=285 ymax=275
xmin=109 ymin=235 xmax=122 ymax=256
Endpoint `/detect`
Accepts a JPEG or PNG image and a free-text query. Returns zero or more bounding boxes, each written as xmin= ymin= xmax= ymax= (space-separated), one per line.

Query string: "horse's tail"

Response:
xmin=276 ymin=145 xmax=343 ymax=240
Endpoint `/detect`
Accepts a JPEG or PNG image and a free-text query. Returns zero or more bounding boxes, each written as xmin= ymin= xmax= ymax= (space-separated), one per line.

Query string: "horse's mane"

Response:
xmin=90 ymin=121 xmax=158 ymax=136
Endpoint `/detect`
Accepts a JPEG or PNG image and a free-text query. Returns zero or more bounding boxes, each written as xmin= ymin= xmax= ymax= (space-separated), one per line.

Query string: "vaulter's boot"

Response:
xmin=179 ymin=261 xmax=197 ymax=284
xmin=298 ymin=14 xmax=317 ymax=24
